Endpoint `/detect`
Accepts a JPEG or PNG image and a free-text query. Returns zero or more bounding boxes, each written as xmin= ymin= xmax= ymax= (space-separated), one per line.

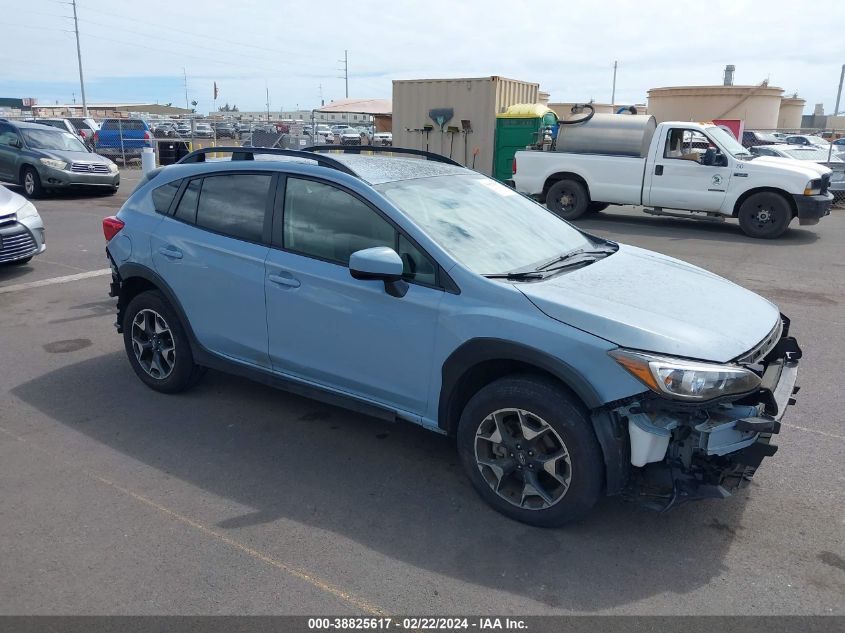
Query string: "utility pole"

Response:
xmin=183 ymin=68 xmax=189 ymax=111
xmin=338 ymin=50 xmax=349 ymax=99
xmin=319 ymin=83 xmax=324 ymax=107
xmin=266 ymin=85 xmax=270 ymax=122
xmin=71 ymin=0 xmax=88 ymax=117
xmin=835 ymin=64 xmax=844 ymax=115
xmin=611 ymin=60 xmax=618 ymax=110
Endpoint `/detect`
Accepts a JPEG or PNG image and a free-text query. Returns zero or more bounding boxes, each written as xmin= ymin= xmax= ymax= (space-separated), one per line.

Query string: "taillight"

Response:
xmin=512 ymin=157 xmax=517 ymax=175
xmin=144 ymin=131 xmax=151 ymax=141
xmin=103 ymin=216 xmax=125 ymax=241
xmin=92 ymin=130 xmax=99 ymax=144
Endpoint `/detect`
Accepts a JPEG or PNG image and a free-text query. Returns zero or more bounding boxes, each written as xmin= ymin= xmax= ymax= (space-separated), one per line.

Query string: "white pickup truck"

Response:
xmin=512 ymin=116 xmax=834 ymax=238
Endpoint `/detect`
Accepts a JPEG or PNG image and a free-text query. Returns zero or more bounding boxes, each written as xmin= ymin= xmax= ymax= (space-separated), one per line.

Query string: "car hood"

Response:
xmin=746 ymin=155 xmax=832 ymax=177
xmin=0 ymin=185 xmax=26 ymax=215
xmin=516 ymin=244 xmax=780 ymax=363
xmin=42 ymin=149 xmax=113 ymax=164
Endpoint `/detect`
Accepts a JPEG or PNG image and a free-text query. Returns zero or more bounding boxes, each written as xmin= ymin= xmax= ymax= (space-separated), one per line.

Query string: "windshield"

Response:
xmin=707 ymin=126 xmax=749 ymax=156
xmin=23 ymin=129 xmax=87 ymax=152
xmin=784 ymin=148 xmax=831 ymax=161
xmin=376 ymin=174 xmax=594 ymax=274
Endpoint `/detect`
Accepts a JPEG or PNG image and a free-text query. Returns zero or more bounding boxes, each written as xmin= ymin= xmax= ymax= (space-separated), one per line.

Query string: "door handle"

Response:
xmin=268 ymin=273 xmax=301 ymax=288
xmin=654 ymin=165 xmax=664 ymax=176
xmin=158 ymin=246 xmax=183 ymax=259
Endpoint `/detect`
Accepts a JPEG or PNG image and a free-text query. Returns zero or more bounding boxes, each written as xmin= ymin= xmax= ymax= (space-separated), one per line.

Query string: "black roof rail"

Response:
xmin=175 ymin=146 xmax=358 ymax=176
xmin=303 ymin=145 xmax=463 ymax=167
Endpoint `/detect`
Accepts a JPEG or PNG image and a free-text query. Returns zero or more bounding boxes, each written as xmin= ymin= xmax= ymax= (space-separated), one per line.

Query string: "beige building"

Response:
xmin=647 ymin=84 xmax=805 ymax=129
xmin=392 ymin=76 xmax=539 ymax=175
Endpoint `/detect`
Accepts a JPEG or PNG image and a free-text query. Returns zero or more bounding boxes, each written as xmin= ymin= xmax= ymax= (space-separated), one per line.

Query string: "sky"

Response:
xmin=2 ymin=0 xmax=844 ymax=116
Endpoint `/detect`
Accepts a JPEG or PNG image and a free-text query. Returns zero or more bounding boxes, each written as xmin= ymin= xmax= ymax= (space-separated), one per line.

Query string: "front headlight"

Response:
xmin=108 ymin=161 xmax=119 ymax=173
xmin=39 ymin=157 xmax=68 ymax=170
xmin=804 ymin=179 xmax=822 ymax=195
xmin=609 ymin=349 xmax=761 ymax=401
xmin=15 ymin=200 xmax=39 ymax=221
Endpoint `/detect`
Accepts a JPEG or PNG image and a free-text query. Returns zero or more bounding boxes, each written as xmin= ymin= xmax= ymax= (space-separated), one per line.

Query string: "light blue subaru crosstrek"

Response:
xmin=103 ymin=146 xmax=801 ymax=526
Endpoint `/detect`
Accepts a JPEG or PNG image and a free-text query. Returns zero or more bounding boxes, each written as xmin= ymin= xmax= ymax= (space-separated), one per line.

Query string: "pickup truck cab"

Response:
xmin=513 ymin=119 xmax=833 ymax=238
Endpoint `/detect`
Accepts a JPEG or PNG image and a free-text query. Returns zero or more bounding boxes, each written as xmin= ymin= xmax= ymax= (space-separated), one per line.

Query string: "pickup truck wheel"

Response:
xmin=738 ymin=192 xmax=792 ymax=239
xmin=122 ymin=290 xmax=204 ymax=393
xmin=547 ymin=180 xmax=589 ymax=220
xmin=587 ymin=202 xmax=609 ymax=213
xmin=457 ymin=375 xmax=603 ymax=527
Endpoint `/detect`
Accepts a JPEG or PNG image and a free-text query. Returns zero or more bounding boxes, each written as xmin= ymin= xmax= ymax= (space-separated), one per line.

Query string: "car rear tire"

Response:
xmin=456 ymin=375 xmax=604 ymax=527
xmin=21 ymin=166 xmax=44 ymax=199
xmin=737 ymin=192 xmax=792 ymax=239
xmin=122 ymin=290 xmax=204 ymax=393
xmin=546 ymin=179 xmax=589 ymax=220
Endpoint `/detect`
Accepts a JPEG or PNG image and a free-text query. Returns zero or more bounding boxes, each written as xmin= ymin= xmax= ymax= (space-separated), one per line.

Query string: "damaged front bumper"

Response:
xmin=615 ymin=320 xmax=801 ymax=511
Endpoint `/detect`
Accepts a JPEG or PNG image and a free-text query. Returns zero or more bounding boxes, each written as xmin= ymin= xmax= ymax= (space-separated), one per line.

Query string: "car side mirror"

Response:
xmin=10 ymin=138 xmax=22 ymax=148
xmin=349 ymin=246 xmax=408 ymax=298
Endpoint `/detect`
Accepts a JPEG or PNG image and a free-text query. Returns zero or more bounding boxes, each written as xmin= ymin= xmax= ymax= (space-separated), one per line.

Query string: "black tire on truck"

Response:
xmin=456 ymin=375 xmax=604 ymax=527
xmin=546 ymin=179 xmax=590 ymax=220
xmin=737 ymin=192 xmax=793 ymax=239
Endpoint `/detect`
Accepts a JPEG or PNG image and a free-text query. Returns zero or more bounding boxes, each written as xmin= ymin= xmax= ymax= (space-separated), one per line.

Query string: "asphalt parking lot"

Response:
xmin=0 ymin=174 xmax=843 ymax=616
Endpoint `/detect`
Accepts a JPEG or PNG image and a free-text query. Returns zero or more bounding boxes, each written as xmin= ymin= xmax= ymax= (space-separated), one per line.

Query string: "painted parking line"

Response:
xmin=0 ymin=269 xmax=111 ymax=295
xmin=0 ymin=424 xmax=390 ymax=617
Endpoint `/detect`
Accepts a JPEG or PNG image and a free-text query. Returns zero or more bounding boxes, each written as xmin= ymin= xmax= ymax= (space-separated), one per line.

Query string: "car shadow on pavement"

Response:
xmin=575 ymin=211 xmax=822 ymax=245
xmin=13 ymin=351 xmax=749 ymax=611
xmin=0 ymin=261 xmax=37 ymax=283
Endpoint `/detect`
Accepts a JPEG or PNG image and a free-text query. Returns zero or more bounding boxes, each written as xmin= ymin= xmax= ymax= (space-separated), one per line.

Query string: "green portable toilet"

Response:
xmin=494 ymin=104 xmax=558 ymax=182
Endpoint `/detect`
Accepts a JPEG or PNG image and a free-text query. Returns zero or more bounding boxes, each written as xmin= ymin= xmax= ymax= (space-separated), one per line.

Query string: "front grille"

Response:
xmin=341 ymin=138 xmax=361 ymax=145
xmin=821 ymin=173 xmax=830 ymax=195
xmin=735 ymin=318 xmax=783 ymax=365
xmin=0 ymin=228 xmax=37 ymax=263
xmin=70 ymin=162 xmax=110 ymax=173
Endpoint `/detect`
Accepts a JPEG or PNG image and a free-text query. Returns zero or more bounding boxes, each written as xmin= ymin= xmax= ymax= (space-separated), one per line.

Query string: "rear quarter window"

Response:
xmin=151 ymin=180 xmax=182 ymax=214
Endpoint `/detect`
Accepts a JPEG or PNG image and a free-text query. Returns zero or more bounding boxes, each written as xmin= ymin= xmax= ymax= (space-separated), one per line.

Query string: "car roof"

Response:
xmin=7 ymin=120 xmax=65 ymax=131
xmin=154 ymin=153 xmax=471 ymax=186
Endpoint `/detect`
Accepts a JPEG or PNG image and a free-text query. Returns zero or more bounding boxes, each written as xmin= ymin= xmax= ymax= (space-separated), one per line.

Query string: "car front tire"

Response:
xmin=122 ymin=290 xmax=204 ymax=393
xmin=21 ymin=166 xmax=44 ymax=199
xmin=457 ymin=375 xmax=604 ymax=527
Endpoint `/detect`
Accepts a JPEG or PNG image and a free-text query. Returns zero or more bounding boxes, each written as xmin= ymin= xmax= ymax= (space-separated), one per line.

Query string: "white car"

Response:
xmin=750 ymin=144 xmax=843 ymax=163
xmin=372 ymin=131 xmax=393 ymax=146
xmin=338 ymin=128 xmax=363 ymax=145
xmin=785 ymin=134 xmax=830 ymax=148
xmin=0 ymin=185 xmax=45 ymax=265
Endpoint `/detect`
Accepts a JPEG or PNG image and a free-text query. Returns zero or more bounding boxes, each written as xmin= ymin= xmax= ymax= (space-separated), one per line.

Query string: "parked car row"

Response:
xmin=0 ymin=119 xmax=120 ymax=197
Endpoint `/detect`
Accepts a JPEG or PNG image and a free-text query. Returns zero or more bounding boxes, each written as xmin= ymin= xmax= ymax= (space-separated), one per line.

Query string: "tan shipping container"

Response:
xmin=392 ymin=76 xmax=539 ymax=176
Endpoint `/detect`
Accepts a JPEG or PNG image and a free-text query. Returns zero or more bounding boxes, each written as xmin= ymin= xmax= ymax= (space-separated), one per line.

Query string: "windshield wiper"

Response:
xmin=483 ymin=271 xmax=545 ymax=281
xmin=534 ymin=248 xmax=614 ymax=272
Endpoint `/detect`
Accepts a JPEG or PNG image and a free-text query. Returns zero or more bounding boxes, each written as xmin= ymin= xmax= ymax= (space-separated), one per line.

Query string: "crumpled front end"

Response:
xmin=613 ymin=316 xmax=801 ymax=511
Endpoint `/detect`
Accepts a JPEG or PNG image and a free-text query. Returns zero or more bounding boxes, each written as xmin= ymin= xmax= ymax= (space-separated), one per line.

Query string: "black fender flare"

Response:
xmin=438 ymin=338 xmax=603 ymax=432
xmin=438 ymin=338 xmax=629 ymax=495
xmin=115 ymin=262 xmax=202 ymax=354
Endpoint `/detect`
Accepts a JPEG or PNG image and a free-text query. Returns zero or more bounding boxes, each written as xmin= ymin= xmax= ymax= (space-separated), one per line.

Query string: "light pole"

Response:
xmin=71 ymin=0 xmax=88 ymax=117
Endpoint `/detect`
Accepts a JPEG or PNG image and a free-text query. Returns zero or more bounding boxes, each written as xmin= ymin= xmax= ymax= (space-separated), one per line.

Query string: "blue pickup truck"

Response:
xmin=93 ymin=118 xmax=153 ymax=161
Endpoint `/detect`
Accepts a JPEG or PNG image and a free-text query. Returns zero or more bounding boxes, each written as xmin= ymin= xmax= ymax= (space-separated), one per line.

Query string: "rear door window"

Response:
xmin=195 ymin=173 xmax=272 ymax=242
xmin=173 ymin=179 xmax=201 ymax=224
